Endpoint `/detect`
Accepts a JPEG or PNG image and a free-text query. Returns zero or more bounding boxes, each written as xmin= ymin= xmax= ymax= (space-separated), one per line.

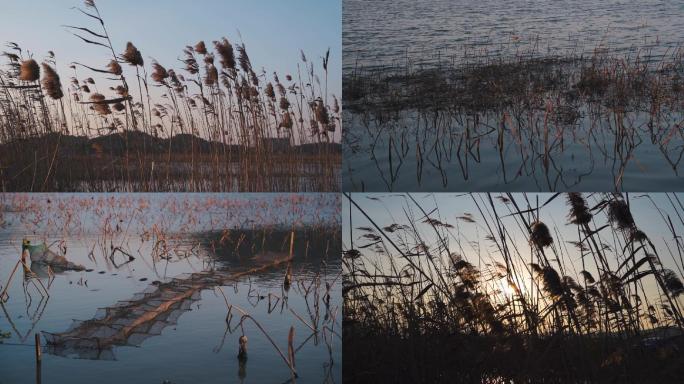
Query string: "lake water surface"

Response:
xmin=344 ymin=0 xmax=684 ymax=73
xmin=0 ymin=193 xmax=341 ymax=384
xmin=343 ymin=0 xmax=684 ymax=191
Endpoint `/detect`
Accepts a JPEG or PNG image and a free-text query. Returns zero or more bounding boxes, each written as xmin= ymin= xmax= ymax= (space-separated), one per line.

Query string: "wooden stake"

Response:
xmin=289 ymin=230 xmax=295 ymax=258
xmin=35 ymin=333 xmax=42 ymax=362
xmin=35 ymin=333 xmax=42 ymax=384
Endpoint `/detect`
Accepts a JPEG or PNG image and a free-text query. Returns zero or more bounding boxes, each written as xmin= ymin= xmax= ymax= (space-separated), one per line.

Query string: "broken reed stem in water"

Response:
xmin=0 ymin=260 xmax=23 ymax=302
xmin=289 ymin=307 xmax=316 ymax=332
xmin=288 ymin=326 xmax=296 ymax=383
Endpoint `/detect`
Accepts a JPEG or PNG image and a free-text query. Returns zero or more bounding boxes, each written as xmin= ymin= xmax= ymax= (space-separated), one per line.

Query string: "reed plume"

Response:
xmin=567 ymin=192 xmax=592 ymax=225
xmin=122 ymin=42 xmax=143 ymax=66
xmin=280 ymin=112 xmax=293 ymax=129
xmin=265 ymin=83 xmax=276 ymax=100
xmin=19 ymin=59 xmax=40 ymax=82
xmin=108 ymin=60 xmax=122 ymax=76
xmin=541 ymin=266 xmax=564 ymax=299
xmin=205 ymin=64 xmax=218 ymax=86
xmin=237 ymin=44 xmax=251 ymax=73
xmin=663 ymin=269 xmax=684 ymax=296
xmin=41 ymin=63 xmax=63 ymax=99
xmin=151 ymin=62 xmax=169 ymax=84
xmin=607 ymin=200 xmax=635 ymax=231
xmin=530 ymin=221 xmax=553 ymax=248
xmin=194 ymin=41 xmax=207 ymax=55
xmin=214 ymin=38 xmax=236 ymax=70
xmin=91 ymin=93 xmax=112 ymax=115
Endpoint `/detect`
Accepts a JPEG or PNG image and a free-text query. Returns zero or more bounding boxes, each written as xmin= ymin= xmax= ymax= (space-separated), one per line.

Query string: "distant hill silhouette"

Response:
xmin=1 ymin=131 xmax=341 ymax=157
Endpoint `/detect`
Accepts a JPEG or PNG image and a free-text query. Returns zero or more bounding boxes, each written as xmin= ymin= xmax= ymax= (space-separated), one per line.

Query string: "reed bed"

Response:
xmin=0 ymin=0 xmax=340 ymax=192
xmin=343 ymin=44 xmax=684 ymax=191
xmin=343 ymin=192 xmax=684 ymax=383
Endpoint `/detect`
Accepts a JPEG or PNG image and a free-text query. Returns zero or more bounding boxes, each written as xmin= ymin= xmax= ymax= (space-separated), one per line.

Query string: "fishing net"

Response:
xmin=43 ymin=273 xmax=208 ymax=359
xmin=42 ymin=258 xmax=291 ymax=359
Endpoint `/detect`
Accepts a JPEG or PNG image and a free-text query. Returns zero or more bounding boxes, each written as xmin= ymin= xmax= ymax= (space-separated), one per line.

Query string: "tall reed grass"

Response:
xmin=0 ymin=0 xmax=340 ymax=192
xmin=343 ymin=192 xmax=684 ymax=383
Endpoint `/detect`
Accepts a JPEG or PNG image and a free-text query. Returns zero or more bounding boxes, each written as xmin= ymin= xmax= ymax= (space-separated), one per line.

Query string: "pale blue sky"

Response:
xmin=1 ymin=0 xmax=341 ymax=105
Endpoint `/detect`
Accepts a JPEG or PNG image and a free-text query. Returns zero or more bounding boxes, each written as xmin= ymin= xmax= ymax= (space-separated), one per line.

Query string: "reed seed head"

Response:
xmin=113 ymin=85 xmax=128 ymax=97
xmin=567 ymin=192 xmax=592 ymax=225
xmin=204 ymin=54 xmax=214 ymax=65
xmin=19 ymin=59 xmax=40 ymax=82
xmin=151 ymin=61 xmax=169 ymax=84
xmin=265 ymin=82 xmax=276 ymax=100
xmin=237 ymin=44 xmax=251 ymax=73
xmin=205 ymin=64 xmax=218 ymax=86
xmin=214 ymin=38 xmax=236 ymax=70
xmin=122 ymin=42 xmax=144 ymax=67
xmin=580 ymin=270 xmax=595 ymax=284
xmin=276 ymin=82 xmax=286 ymax=98
xmin=108 ymin=60 xmax=122 ymax=76
xmin=530 ymin=221 xmax=553 ymax=248
xmin=194 ymin=41 xmax=207 ymax=55
xmin=607 ymin=200 xmax=635 ymax=231
xmin=630 ymin=229 xmax=648 ymax=243
xmin=542 ymin=267 xmax=564 ymax=299
xmin=663 ymin=269 xmax=684 ymax=297
xmin=315 ymin=101 xmax=329 ymax=125
xmin=249 ymin=69 xmax=259 ymax=87
xmin=41 ymin=63 xmax=64 ymax=99
xmin=280 ymin=112 xmax=293 ymax=129
xmin=90 ymin=93 xmax=111 ymax=115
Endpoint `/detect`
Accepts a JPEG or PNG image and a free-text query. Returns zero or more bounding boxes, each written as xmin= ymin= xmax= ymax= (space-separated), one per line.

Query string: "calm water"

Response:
xmin=0 ymin=194 xmax=341 ymax=384
xmin=343 ymin=108 xmax=684 ymax=192
xmin=343 ymin=0 xmax=684 ymax=191
xmin=343 ymin=0 xmax=684 ymax=73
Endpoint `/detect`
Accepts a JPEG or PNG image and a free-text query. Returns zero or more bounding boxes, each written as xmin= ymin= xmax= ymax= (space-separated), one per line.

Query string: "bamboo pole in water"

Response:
xmin=284 ymin=230 xmax=294 ymax=289
xmin=35 ymin=333 xmax=42 ymax=362
xmin=35 ymin=332 xmax=42 ymax=384
xmin=289 ymin=230 xmax=295 ymax=258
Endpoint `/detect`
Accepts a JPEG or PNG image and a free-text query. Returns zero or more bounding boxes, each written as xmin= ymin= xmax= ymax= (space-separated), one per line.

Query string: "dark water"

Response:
xmin=344 ymin=0 xmax=684 ymax=73
xmin=0 ymin=194 xmax=341 ymax=383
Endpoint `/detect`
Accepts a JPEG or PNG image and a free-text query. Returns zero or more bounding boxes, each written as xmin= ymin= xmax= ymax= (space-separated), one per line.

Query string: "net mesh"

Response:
xmin=43 ymin=259 xmax=290 ymax=359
